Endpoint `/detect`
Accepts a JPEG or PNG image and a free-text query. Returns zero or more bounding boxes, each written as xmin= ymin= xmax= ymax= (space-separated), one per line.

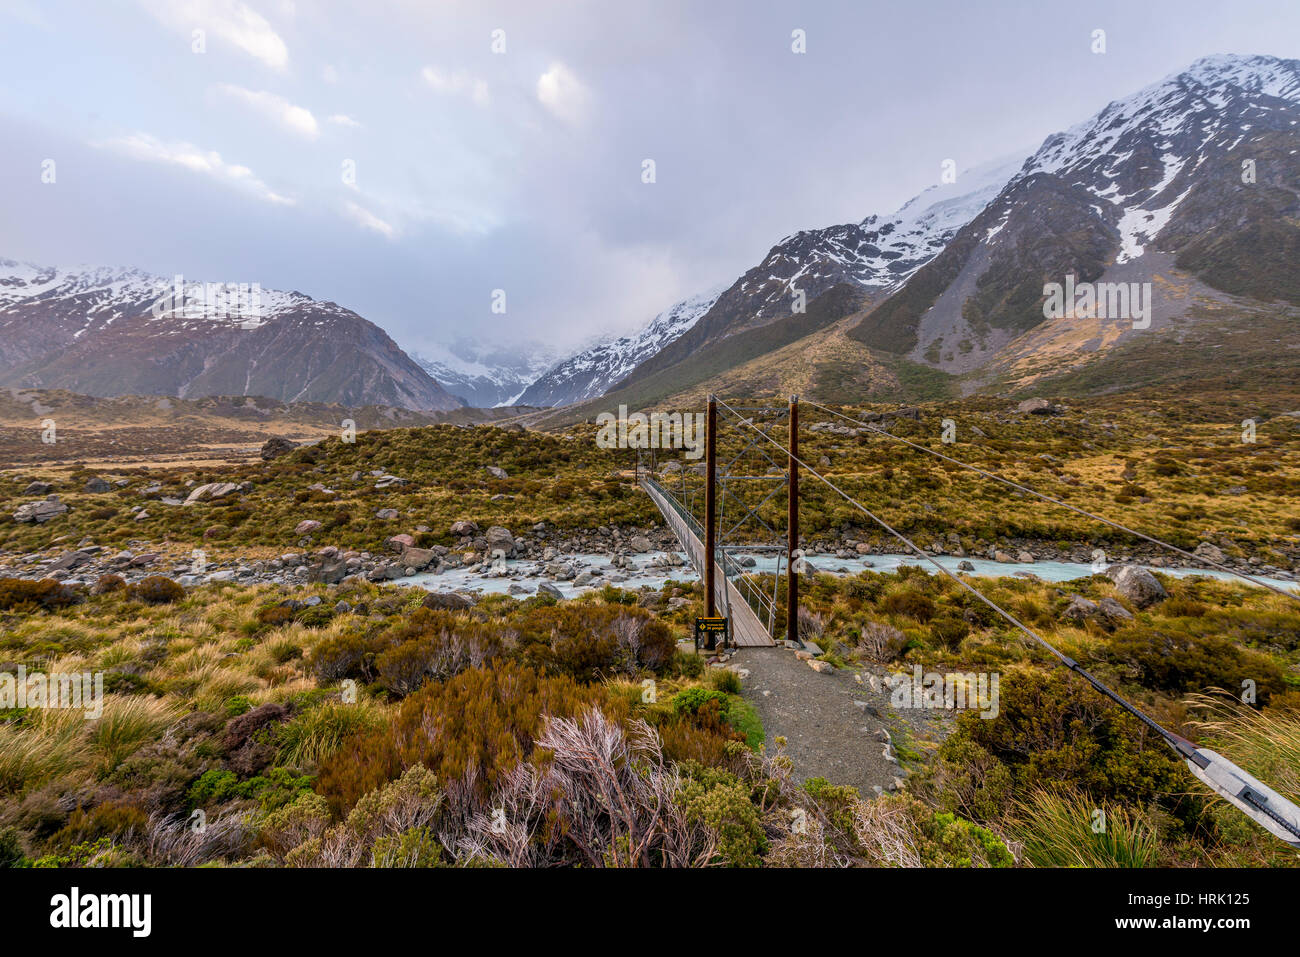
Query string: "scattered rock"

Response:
xmin=485 ymin=466 xmax=508 ymax=480
xmin=183 ymin=482 xmax=240 ymax=505
xmin=1193 ymin=541 xmax=1226 ymax=565
xmin=84 ymin=477 xmax=112 ymax=493
xmin=374 ymin=508 xmax=399 ymax=520
xmin=294 ymin=520 xmax=322 ymax=535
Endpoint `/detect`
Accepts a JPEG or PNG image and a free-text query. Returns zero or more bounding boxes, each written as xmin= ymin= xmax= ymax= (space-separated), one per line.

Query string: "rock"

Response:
xmin=1017 ymin=397 xmax=1053 ymax=415
xmin=537 ymin=581 xmax=565 ymax=600
xmin=1016 ymin=550 xmax=1034 ymax=563
xmin=295 ymin=520 xmax=323 ymax=535
xmin=24 ymin=481 xmax=52 ymax=495
xmin=1113 ymin=565 xmax=1167 ymax=609
xmin=485 ymin=526 xmax=515 ymax=554
xmin=421 ymin=591 xmax=477 ymax=610
xmin=374 ymin=508 xmax=399 ymax=520
xmin=957 ymin=560 xmax=975 ymax=572
xmin=1061 ymin=596 xmax=1100 ymax=624
xmin=573 ymin=570 xmax=597 ymax=586
xmin=1097 ymin=597 xmax=1134 ymax=625
xmin=14 ymin=497 xmax=68 ymax=523
xmin=485 ymin=466 xmax=508 ymax=480
xmin=307 ymin=560 xmax=349 ymax=584
xmin=387 ymin=534 xmax=416 ymax=551
xmin=1193 ymin=541 xmax=1226 ymax=564
xmin=450 ymin=520 xmax=479 ymax=537
xmin=260 ymin=437 xmax=299 ymax=461
xmin=807 ymin=660 xmax=834 ymax=674
xmin=629 ymin=534 xmax=653 ymax=553
xmin=84 ymin=477 xmax=112 ymax=493
xmin=334 ymin=600 xmax=352 ymax=614
xmin=400 ymin=547 xmax=437 ymax=571
xmin=183 ymin=482 xmax=240 ymax=505
xmin=994 ymin=551 xmax=1015 ymax=563
xmin=374 ymin=474 xmax=408 ymax=489
xmin=134 ymin=510 xmax=150 ymax=522
xmin=48 ymin=549 xmax=93 ymax=571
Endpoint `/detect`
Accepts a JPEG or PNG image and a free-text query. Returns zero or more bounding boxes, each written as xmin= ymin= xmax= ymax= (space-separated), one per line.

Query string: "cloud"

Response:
xmin=536 ymin=62 xmax=591 ymax=125
xmin=215 ymin=83 xmax=319 ymax=138
xmin=96 ymin=132 xmax=294 ymax=205
xmin=420 ymin=67 xmax=489 ymax=107
xmin=344 ymin=201 xmax=396 ymax=239
xmin=327 ymin=113 xmax=361 ymax=128
xmin=138 ymin=0 xmax=289 ymax=71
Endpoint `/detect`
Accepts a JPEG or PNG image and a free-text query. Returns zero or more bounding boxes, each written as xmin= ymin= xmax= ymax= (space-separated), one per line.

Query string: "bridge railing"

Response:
xmin=642 ymin=476 xmax=780 ymax=637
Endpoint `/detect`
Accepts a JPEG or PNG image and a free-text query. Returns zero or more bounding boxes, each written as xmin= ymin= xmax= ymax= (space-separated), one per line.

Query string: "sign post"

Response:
xmin=694 ymin=615 xmax=728 ymax=653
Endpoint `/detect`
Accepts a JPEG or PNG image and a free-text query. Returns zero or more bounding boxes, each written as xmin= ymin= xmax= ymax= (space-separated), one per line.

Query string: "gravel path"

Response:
xmin=736 ymin=647 xmax=949 ymax=796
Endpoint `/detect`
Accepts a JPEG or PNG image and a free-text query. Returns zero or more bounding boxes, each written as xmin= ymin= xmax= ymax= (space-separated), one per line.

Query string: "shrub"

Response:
xmin=917 ymin=668 xmax=1187 ymax=823
xmin=92 ymin=574 xmax=127 ymax=595
xmin=128 ymin=576 xmax=185 ymax=605
xmin=676 ymin=761 xmax=766 ymax=867
xmin=1104 ymin=625 xmax=1285 ymax=700
xmin=930 ymin=616 xmax=971 ymax=651
xmin=879 ymin=589 xmax=936 ymax=622
xmin=0 ymin=578 xmax=80 ymax=612
xmin=857 ymin=621 xmax=908 ymax=661
xmin=315 ymin=663 xmax=610 ymax=812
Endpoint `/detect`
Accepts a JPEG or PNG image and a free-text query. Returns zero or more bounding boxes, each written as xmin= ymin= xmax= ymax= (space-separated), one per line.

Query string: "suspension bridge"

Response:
xmin=632 ymin=393 xmax=1300 ymax=849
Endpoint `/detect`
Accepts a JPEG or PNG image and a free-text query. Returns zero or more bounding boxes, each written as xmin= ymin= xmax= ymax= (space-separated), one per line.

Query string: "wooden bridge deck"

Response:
xmin=640 ymin=479 xmax=775 ymax=647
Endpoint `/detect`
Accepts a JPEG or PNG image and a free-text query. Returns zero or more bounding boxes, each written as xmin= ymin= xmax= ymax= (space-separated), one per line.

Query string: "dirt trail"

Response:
xmin=736 ymin=647 xmax=951 ymax=796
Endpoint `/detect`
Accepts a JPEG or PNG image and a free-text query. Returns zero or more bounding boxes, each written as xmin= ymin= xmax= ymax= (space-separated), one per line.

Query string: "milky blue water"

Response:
xmin=400 ymin=550 xmax=1298 ymax=599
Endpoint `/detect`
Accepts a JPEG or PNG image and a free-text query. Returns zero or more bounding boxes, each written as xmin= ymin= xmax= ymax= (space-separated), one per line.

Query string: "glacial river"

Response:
xmin=401 ymin=550 xmax=1299 ymax=600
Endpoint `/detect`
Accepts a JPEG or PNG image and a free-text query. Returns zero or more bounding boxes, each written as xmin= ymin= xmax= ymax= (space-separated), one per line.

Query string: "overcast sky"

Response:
xmin=2 ymin=0 xmax=1298 ymax=359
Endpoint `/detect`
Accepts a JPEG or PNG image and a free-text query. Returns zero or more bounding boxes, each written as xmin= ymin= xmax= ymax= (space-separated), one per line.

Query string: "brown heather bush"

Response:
xmin=512 ymin=602 xmax=676 ymax=680
xmin=127 ymin=575 xmax=185 ymax=605
xmin=91 ymin=573 xmax=127 ymax=595
xmin=315 ymin=662 xmax=619 ymax=813
xmin=0 ymin=577 xmax=80 ymax=612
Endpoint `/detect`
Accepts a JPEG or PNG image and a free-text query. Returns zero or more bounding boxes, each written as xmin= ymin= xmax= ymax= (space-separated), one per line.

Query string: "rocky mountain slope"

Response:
xmin=0 ymin=261 xmax=462 ymax=412
xmin=517 ymin=287 xmax=723 ymax=408
xmin=850 ymin=54 xmax=1300 ymax=375
xmin=616 ymin=156 xmax=1024 ymax=391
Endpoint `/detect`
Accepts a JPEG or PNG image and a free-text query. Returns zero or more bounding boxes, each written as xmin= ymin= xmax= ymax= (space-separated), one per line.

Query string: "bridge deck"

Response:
xmin=640 ymin=479 xmax=775 ymax=647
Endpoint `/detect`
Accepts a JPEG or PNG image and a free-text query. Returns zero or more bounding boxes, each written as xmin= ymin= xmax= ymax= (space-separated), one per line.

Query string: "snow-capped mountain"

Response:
xmin=615 ymin=155 xmax=1025 ymax=390
xmin=413 ymin=339 xmax=559 ymax=408
xmin=516 ymin=287 xmax=723 ymax=408
xmin=0 ymin=260 xmax=461 ymax=411
xmin=851 ymin=53 xmax=1300 ymax=369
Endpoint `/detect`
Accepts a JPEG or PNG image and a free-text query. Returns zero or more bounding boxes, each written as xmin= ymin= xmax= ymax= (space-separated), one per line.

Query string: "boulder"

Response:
xmin=1097 ymin=597 xmax=1134 ymax=625
xmin=84 ymin=477 xmax=112 ymax=493
xmin=401 ymin=547 xmax=437 ymax=571
xmin=260 ymin=437 xmax=299 ymax=461
xmin=1017 ymin=398 xmax=1053 ymax=415
xmin=485 ymin=525 xmax=515 ymax=554
xmin=24 ymin=481 xmax=52 ymax=495
xmin=294 ymin=520 xmax=323 ymax=535
xmin=387 ymin=534 xmax=416 ymax=551
xmin=629 ymin=534 xmax=653 ymax=553
xmin=1113 ymin=566 xmax=1167 ymax=609
xmin=450 ymin=520 xmax=479 ymax=537
xmin=537 ymin=582 xmax=565 ymax=600
xmin=421 ymin=591 xmax=476 ymax=610
xmin=1193 ymin=541 xmax=1226 ymax=565
xmin=184 ymin=482 xmax=240 ymax=505
xmin=14 ymin=497 xmax=67 ymax=523
xmin=485 ymin=466 xmax=508 ymax=480
xmin=307 ymin=560 xmax=349 ymax=584
xmin=1061 ymin=596 xmax=1100 ymax=625
xmin=957 ymin=560 xmax=975 ymax=572
xmin=374 ymin=508 xmax=399 ymax=520
xmin=48 ymin=549 xmax=93 ymax=571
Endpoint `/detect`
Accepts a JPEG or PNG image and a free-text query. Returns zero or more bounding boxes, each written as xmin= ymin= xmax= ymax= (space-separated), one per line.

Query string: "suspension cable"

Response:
xmin=715 ymin=397 xmax=1198 ymax=757
xmin=804 ymin=400 xmax=1300 ymax=604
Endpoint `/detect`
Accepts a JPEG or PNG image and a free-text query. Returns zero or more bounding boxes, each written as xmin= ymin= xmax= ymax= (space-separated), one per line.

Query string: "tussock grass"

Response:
xmin=1014 ymin=788 xmax=1162 ymax=868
